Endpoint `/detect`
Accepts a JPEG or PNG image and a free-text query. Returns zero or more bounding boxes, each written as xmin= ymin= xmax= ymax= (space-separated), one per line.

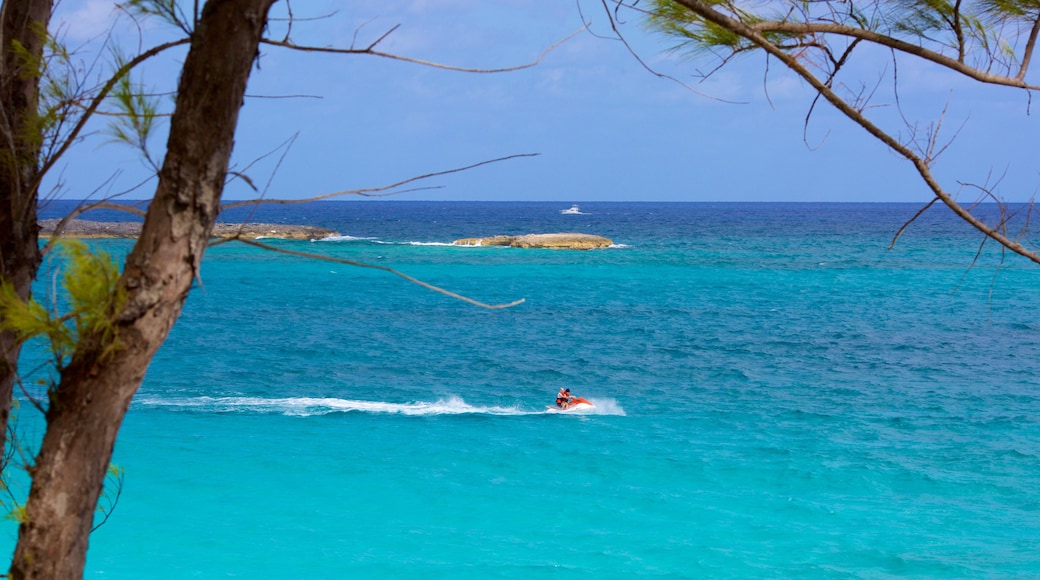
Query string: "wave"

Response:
xmin=133 ymin=395 xmax=626 ymax=417
xmin=318 ymin=237 xmax=455 ymax=246
xmin=314 ymin=237 xmax=628 ymax=249
xmin=316 ymin=235 xmax=379 ymax=242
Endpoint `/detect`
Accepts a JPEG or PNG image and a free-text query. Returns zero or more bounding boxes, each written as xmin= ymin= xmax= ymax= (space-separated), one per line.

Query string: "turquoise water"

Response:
xmin=5 ymin=202 xmax=1040 ymax=577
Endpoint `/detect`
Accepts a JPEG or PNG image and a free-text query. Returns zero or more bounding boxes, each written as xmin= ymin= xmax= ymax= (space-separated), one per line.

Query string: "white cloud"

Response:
xmin=55 ymin=0 xmax=118 ymax=43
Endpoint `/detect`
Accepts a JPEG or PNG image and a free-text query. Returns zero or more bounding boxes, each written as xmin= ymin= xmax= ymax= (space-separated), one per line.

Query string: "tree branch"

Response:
xmin=260 ymin=24 xmax=586 ymax=74
xmin=597 ymin=0 xmax=749 ymax=103
xmin=668 ymin=0 xmax=1040 ymax=265
xmin=225 ymin=237 xmax=526 ymax=310
xmin=1017 ymin=14 xmax=1040 ymax=81
xmin=743 ymin=20 xmax=1040 ymax=90
xmin=220 ymin=153 xmax=539 ymax=210
xmin=41 ymin=198 xmax=148 ymax=255
xmin=33 ymin=38 xmax=191 ymax=195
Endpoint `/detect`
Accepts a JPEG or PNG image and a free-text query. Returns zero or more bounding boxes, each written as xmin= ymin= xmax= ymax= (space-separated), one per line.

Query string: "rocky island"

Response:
xmin=39 ymin=219 xmax=338 ymax=241
xmin=453 ymin=232 xmax=613 ymax=250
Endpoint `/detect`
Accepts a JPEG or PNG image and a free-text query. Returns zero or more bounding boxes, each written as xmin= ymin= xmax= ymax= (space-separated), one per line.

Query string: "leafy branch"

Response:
xmin=0 ymin=240 xmax=126 ymax=371
xmin=631 ymin=0 xmax=1040 ymax=264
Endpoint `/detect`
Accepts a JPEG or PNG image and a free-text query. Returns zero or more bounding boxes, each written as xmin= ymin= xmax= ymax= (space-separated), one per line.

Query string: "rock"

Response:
xmin=39 ymin=219 xmax=338 ymax=241
xmin=453 ymin=232 xmax=613 ymax=250
xmin=452 ymin=235 xmax=516 ymax=247
xmin=209 ymin=223 xmax=337 ymax=240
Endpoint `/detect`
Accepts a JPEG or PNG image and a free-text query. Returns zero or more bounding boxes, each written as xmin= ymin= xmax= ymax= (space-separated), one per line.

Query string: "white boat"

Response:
xmin=560 ymin=204 xmax=583 ymax=215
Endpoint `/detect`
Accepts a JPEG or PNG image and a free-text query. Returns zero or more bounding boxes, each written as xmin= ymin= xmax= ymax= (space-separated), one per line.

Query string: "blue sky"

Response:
xmin=49 ymin=0 xmax=1040 ymax=203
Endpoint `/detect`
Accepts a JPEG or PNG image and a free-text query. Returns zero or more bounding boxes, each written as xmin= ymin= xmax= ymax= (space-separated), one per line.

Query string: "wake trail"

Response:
xmin=134 ymin=395 xmax=626 ymax=417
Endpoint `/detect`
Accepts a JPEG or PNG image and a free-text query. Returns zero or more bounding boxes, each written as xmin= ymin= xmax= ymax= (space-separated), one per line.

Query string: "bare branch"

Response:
xmin=260 ymin=24 xmax=586 ymax=74
xmin=242 ymin=93 xmax=322 ymax=100
xmin=89 ymin=466 xmax=123 ymax=533
xmin=365 ymin=23 xmax=400 ymax=51
xmin=14 ymin=372 xmax=46 ymax=415
xmin=1017 ymin=15 xmax=1040 ymax=80
xmin=667 ymin=0 xmax=1040 ymax=265
xmin=890 ymin=198 xmax=939 ymax=249
xmin=598 ymin=0 xmax=748 ymax=104
xmin=41 ymin=198 xmax=148 ymax=255
xmin=743 ymin=19 xmax=1040 ymax=90
xmin=222 ymin=134 xmax=302 ymax=236
xmin=224 ymin=237 xmax=526 ymax=310
xmin=33 ymin=38 xmax=191 ymax=195
xmin=220 ymin=153 xmax=539 ymax=210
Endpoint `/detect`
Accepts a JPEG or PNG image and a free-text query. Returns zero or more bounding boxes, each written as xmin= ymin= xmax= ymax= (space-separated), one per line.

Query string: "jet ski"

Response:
xmin=546 ymin=397 xmax=594 ymax=412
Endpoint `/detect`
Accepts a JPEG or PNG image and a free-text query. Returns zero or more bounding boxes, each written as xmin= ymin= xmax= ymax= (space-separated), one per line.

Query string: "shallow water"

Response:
xmin=4 ymin=201 xmax=1039 ymax=577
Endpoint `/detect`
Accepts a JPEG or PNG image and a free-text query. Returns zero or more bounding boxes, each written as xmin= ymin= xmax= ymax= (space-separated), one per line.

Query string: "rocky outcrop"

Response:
xmin=453 ymin=232 xmax=613 ymax=250
xmin=39 ymin=219 xmax=337 ymax=240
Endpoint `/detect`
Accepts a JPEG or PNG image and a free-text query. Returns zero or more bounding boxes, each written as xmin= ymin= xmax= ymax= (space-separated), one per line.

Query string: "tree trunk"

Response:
xmin=0 ymin=0 xmax=52 ymax=463
xmin=10 ymin=0 xmax=275 ymax=577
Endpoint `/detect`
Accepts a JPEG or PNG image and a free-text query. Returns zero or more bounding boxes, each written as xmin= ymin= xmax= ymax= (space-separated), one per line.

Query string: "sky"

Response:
xmin=47 ymin=0 xmax=1040 ymax=203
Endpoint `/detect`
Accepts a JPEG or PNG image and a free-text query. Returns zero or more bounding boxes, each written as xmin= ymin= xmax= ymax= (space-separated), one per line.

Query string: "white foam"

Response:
xmin=135 ymin=395 xmax=526 ymax=416
xmin=319 ymin=235 xmax=378 ymax=242
xmin=370 ymin=240 xmax=454 ymax=246
xmin=544 ymin=398 xmax=626 ymax=416
xmin=134 ymin=394 xmax=626 ymax=417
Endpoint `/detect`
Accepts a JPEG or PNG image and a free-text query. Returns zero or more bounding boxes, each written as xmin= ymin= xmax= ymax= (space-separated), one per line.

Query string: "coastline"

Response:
xmin=453 ymin=232 xmax=613 ymax=249
xmin=39 ymin=219 xmax=338 ymax=240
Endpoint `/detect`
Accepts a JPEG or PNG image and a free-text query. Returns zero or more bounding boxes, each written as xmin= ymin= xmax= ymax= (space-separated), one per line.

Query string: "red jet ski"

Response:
xmin=547 ymin=396 xmax=594 ymax=412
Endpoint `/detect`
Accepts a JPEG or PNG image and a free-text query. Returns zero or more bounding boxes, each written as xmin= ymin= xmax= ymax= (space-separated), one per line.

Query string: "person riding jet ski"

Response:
xmin=555 ymin=388 xmax=574 ymax=409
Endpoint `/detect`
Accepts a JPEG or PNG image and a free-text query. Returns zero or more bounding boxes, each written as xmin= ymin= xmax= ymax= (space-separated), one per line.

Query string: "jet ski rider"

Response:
xmin=556 ymin=387 xmax=574 ymax=409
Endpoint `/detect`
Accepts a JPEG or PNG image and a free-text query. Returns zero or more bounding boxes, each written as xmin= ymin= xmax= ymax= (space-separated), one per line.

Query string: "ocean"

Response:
xmin=4 ymin=201 xmax=1039 ymax=577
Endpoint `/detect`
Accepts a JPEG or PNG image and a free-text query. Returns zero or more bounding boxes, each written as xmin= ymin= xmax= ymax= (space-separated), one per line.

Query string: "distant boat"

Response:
xmin=561 ymin=204 xmax=584 ymax=215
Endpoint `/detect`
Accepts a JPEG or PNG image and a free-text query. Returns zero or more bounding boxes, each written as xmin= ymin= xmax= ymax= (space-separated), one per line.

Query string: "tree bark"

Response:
xmin=10 ymin=0 xmax=275 ymax=577
xmin=0 ymin=0 xmax=51 ymax=466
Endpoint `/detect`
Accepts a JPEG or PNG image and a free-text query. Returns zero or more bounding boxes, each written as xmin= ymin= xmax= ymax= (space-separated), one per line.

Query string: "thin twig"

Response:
xmin=261 ymin=24 xmax=586 ymax=74
xmin=890 ymin=198 xmax=939 ymax=249
xmin=227 ymin=237 xmax=525 ymax=310
xmin=668 ymin=0 xmax=1040 ymax=265
xmin=599 ymin=0 xmax=747 ymax=104
xmin=33 ymin=38 xmax=192 ymax=195
xmin=220 ymin=153 xmax=539 ymax=210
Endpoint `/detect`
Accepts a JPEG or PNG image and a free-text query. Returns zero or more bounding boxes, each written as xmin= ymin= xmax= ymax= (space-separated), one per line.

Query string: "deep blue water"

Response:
xmin=6 ymin=201 xmax=1040 ymax=577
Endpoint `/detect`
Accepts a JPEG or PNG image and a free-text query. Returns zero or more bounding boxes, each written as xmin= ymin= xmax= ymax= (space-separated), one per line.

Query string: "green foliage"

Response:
xmin=647 ymin=0 xmax=749 ymax=54
xmin=645 ymin=0 xmax=1040 ymax=73
xmin=889 ymin=0 xmax=993 ymax=54
xmin=0 ymin=284 xmax=53 ymax=345
xmin=6 ymin=3 xmax=190 ymax=180
xmin=0 ymin=241 xmax=126 ymax=369
xmin=5 ymin=18 xmax=94 ymax=169
xmin=104 ymin=60 xmax=159 ymax=165
xmin=60 ymin=241 xmax=126 ymax=347
xmin=979 ymin=0 xmax=1040 ymax=19
xmin=5 ymin=504 xmax=27 ymax=525
xmin=120 ymin=0 xmax=193 ymax=34
xmin=646 ymin=0 xmax=820 ymax=57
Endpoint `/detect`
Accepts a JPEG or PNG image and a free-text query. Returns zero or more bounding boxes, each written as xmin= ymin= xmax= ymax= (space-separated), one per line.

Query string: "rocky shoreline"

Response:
xmin=453 ymin=232 xmax=613 ymax=250
xmin=40 ymin=220 xmax=615 ymax=249
xmin=39 ymin=219 xmax=338 ymax=241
